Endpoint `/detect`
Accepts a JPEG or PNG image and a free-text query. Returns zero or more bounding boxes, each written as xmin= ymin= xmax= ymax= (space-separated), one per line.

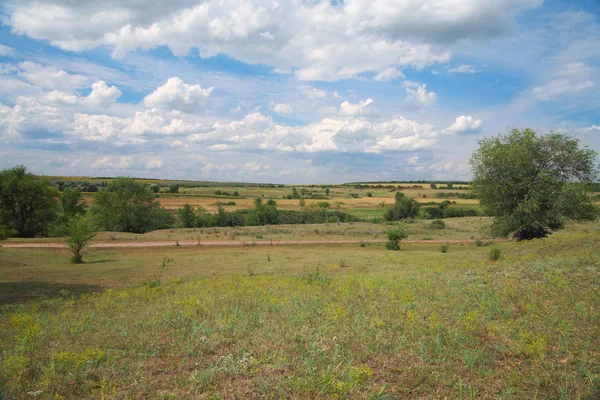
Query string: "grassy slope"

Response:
xmin=1 ymin=223 xmax=599 ymax=399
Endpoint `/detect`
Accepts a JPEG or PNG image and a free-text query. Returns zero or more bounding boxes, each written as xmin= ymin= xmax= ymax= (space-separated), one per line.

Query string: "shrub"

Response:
xmin=430 ymin=219 xmax=446 ymax=229
xmin=440 ymin=243 xmax=449 ymax=253
xmin=67 ymin=217 xmax=96 ymax=264
xmin=386 ymin=224 xmax=408 ymax=251
xmin=475 ymin=239 xmax=483 ymax=247
xmin=489 ymin=248 xmax=501 ymax=261
xmin=359 ymin=241 xmax=366 ymax=248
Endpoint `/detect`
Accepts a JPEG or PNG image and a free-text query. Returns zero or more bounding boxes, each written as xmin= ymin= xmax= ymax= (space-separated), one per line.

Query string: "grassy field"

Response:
xmin=3 ymin=218 xmax=493 ymax=244
xmin=1 ymin=220 xmax=599 ymax=398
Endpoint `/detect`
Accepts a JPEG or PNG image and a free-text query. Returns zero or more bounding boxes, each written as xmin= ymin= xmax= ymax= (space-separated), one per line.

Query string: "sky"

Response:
xmin=0 ymin=0 xmax=599 ymax=183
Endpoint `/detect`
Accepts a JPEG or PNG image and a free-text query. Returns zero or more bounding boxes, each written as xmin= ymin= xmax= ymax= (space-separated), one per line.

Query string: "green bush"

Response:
xmin=475 ymin=239 xmax=483 ymax=247
xmin=67 ymin=217 xmax=96 ymax=264
xmin=386 ymin=225 xmax=408 ymax=251
xmin=440 ymin=243 xmax=449 ymax=253
xmin=489 ymin=248 xmax=501 ymax=261
xmin=430 ymin=219 xmax=446 ymax=229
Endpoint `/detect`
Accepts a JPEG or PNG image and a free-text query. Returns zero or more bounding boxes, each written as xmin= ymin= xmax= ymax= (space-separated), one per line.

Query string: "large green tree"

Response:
xmin=0 ymin=166 xmax=58 ymax=237
xmin=470 ymin=129 xmax=598 ymax=240
xmin=91 ymin=177 xmax=174 ymax=233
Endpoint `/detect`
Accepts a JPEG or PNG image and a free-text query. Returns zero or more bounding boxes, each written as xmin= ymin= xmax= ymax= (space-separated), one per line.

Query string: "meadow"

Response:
xmin=1 ymin=220 xmax=599 ymax=398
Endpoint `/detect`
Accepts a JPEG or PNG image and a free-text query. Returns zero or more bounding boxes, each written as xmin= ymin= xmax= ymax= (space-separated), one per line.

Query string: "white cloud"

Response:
xmin=339 ymin=98 xmax=377 ymax=116
xmin=143 ymin=77 xmax=214 ymax=112
xmin=0 ymin=45 xmax=15 ymax=57
xmin=273 ymin=103 xmax=293 ymax=115
xmin=532 ymin=62 xmax=596 ymax=101
xmin=84 ymin=81 xmax=122 ymax=108
xmin=373 ymin=67 xmax=405 ymax=82
xmin=404 ymin=84 xmax=437 ymax=108
xmin=92 ymin=156 xmax=132 ymax=169
xmin=18 ymin=61 xmax=89 ymax=91
xmin=448 ymin=64 xmax=477 ymax=74
xmin=302 ymin=87 xmax=327 ymax=100
xmin=146 ymin=158 xmax=163 ymax=169
xmin=584 ymin=125 xmax=600 ymax=132
xmin=4 ymin=0 xmax=541 ymax=81
xmin=0 ymin=63 xmax=18 ymax=74
xmin=444 ymin=115 xmax=483 ymax=134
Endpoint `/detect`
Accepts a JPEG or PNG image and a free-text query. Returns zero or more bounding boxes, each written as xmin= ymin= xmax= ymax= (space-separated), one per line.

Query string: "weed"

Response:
xmin=489 ymin=248 xmax=501 ymax=261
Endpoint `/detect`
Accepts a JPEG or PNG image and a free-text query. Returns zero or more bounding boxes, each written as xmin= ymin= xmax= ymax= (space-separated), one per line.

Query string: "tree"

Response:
xmin=67 ymin=216 xmax=96 ymax=263
xmin=430 ymin=183 xmax=437 ymax=189
xmin=169 ymin=185 xmax=180 ymax=193
xmin=91 ymin=177 xmax=174 ymax=233
xmin=0 ymin=166 xmax=58 ymax=237
xmin=325 ymin=187 xmax=330 ymax=196
xmin=384 ymin=192 xmax=420 ymax=221
xmin=470 ymin=129 xmax=598 ymax=240
xmin=386 ymin=225 xmax=408 ymax=250
xmin=178 ymin=204 xmax=197 ymax=228
xmin=59 ymin=188 xmax=86 ymax=221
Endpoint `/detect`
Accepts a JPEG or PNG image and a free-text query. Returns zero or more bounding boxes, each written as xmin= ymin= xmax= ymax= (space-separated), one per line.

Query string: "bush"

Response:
xmin=386 ymin=225 xmax=408 ymax=251
xmin=430 ymin=219 xmax=446 ymax=229
xmin=475 ymin=239 xmax=483 ymax=247
xmin=440 ymin=243 xmax=449 ymax=253
xmin=67 ymin=217 xmax=96 ymax=264
xmin=359 ymin=241 xmax=366 ymax=248
xmin=0 ymin=224 xmax=7 ymax=240
xmin=489 ymin=248 xmax=501 ymax=261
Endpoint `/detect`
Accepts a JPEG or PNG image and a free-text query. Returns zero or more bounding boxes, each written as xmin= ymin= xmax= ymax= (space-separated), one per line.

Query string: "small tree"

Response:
xmin=169 ymin=185 xmax=180 ymax=193
xmin=67 ymin=217 xmax=96 ymax=263
xmin=325 ymin=187 xmax=330 ymax=196
xmin=177 ymin=204 xmax=197 ymax=228
xmin=430 ymin=183 xmax=437 ymax=189
xmin=386 ymin=225 xmax=408 ymax=250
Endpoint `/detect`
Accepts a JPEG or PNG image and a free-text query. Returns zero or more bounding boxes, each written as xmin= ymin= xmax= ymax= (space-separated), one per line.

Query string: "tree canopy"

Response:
xmin=0 ymin=166 xmax=58 ymax=237
xmin=470 ymin=128 xmax=598 ymax=240
xmin=91 ymin=177 xmax=173 ymax=233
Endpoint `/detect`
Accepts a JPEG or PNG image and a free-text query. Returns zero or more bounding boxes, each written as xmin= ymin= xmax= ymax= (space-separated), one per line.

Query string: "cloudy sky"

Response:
xmin=0 ymin=0 xmax=598 ymax=183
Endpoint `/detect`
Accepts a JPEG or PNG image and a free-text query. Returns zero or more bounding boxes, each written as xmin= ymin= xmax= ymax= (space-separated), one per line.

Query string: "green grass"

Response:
xmin=1 ymin=222 xmax=599 ymax=398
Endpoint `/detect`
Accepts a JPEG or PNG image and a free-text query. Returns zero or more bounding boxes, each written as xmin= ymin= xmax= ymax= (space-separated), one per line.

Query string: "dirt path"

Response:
xmin=1 ymin=238 xmax=495 ymax=248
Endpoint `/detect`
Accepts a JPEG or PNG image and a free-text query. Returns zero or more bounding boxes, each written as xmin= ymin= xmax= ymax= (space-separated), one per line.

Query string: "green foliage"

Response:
xmin=440 ymin=243 xmax=449 ymax=253
xmin=471 ymin=128 xmax=598 ymax=240
xmin=386 ymin=224 xmax=408 ymax=250
xmin=430 ymin=183 xmax=437 ymax=189
xmin=314 ymin=201 xmax=331 ymax=208
xmin=429 ymin=219 xmax=446 ymax=229
xmin=177 ymin=204 xmax=198 ymax=228
xmin=384 ymin=192 xmax=420 ymax=221
xmin=475 ymin=240 xmax=483 ymax=247
xmin=91 ymin=178 xmax=174 ymax=233
xmin=489 ymin=248 xmax=501 ymax=261
xmin=67 ymin=217 xmax=96 ymax=264
xmin=169 ymin=185 xmax=180 ymax=193
xmin=0 ymin=166 xmax=59 ymax=237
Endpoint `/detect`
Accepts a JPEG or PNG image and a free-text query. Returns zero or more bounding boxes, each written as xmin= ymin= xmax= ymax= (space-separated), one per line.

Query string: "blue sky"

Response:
xmin=0 ymin=0 xmax=598 ymax=183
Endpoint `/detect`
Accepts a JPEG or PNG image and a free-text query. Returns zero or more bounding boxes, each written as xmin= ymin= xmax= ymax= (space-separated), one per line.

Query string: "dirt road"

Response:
xmin=1 ymin=238 xmax=493 ymax=248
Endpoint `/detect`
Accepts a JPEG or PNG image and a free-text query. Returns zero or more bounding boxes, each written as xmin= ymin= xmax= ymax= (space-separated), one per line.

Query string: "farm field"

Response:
xmin=1 ymin=220 xmax=599 ymax=398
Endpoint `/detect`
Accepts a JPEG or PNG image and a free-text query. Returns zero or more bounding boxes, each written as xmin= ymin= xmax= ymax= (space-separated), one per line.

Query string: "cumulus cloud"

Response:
xmin=146 ymin=158 xmax=163 ymax=169
xmin=444 ymin=115 xmax=483 ymax=134
xmin=18 ymin=62 xmax=89 ymax=91
xmin=143 ymin=77 xmax=213 ymax=112
xmin=273 ymin=103 xmax=293 ymax=115
xmin=404 ymin=84 xmax=437 ymax=108
xmin=84 ymin=81 xmax=122 ymax=108
xmin=584 ymin=125 xmax=600 ymax=132
xmin=4 ymin=0 xmax=541 ymax=81
xmin=92 ymin=156 xmax=132 ymax=169
xmin=447 ymin=64 xmax=477 ymax=74
xmin=532 ymin=62 xmax=596 ymax=101
xmin=339 ymin=98 xmax=377 ymax=116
